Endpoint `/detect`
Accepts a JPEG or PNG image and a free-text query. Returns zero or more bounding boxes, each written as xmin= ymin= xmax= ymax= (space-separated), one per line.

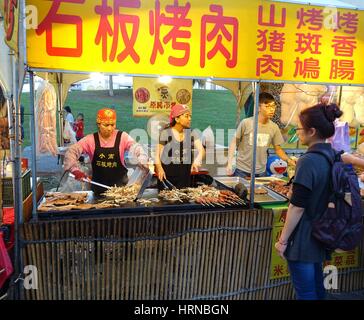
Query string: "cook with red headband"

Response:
xmin=154 ymin=104 xmax=205 ymax=189
xmin=64 ymin=108 xmax=148 ymax=197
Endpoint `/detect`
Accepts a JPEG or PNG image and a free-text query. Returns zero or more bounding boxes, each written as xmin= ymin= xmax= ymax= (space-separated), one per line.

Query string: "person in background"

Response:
xmin=63 ymin=106 xmax=74 ymax=126
xmin=64 ymin=108 xmax=148 ymax=197
xmin=275 ymin=103 xmax=343 ymax=300
xmin=226 ymin=92 xmax=295 ymax=178
xmin=154 ymin=104 xmax=205 ymax=189
xmin=63 ymin=106 xmax=75 ymax=144
xmin=73 ymin=113 xmax=85 ymax=141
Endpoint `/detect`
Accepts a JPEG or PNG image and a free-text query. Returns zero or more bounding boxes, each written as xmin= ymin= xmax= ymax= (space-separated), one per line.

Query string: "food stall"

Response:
xmin=5 ymin=0 xmax=364 ymax=300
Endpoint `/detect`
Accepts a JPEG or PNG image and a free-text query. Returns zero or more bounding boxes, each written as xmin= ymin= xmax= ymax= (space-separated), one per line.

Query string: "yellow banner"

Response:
xmin=0 ymin=0 xmax=19 ymax=52
xmin=26 ymin=0 xmax=364 ymax=84
xmin=270 ymin=209 xmax=359 ymax=280
xmin=133 ymin=77 xmax=192 ymax=117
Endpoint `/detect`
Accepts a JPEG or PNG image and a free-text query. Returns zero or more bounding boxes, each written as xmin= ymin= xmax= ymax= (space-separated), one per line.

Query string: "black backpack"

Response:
xmin=308 ymin=150 xmax=363 ymax=251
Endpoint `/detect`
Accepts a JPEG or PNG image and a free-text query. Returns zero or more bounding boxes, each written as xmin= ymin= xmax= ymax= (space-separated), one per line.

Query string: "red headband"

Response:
xmin=97 ymin=108 xmax=116 ymax=124
xmin=169 ymin=104 xmax=191 ymax=124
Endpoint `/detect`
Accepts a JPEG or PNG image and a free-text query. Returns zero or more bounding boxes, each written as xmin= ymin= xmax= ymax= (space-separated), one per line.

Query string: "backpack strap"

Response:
xmin=306 ymin=149 xmax=344 ymax=203
xmin=306 ymin=149 xmax=343 ymax=165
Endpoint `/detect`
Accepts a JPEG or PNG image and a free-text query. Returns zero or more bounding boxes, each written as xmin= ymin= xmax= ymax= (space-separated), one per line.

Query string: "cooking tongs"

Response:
xmin=285 ymin=176 xmax=295 ymax=187
xmin=69 ymin=173 xmax=111 ymax=190
xmin=161 ymin=178 xmax=177 ymax=190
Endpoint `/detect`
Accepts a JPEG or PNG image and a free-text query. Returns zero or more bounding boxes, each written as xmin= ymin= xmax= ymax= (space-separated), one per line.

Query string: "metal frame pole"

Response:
xmin=249 ymin=82 xmax=260 ymax=209
xmin=29 ymin=71 xmax=38 ymax=221
xmin=58 ymin=74 xmax=64 ymax=148
xmin=11 ymin=53 xmax=23 ymax=299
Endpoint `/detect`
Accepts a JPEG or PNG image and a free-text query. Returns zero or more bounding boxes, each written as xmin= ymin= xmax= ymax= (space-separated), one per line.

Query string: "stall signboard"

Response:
xmin=26 ymin=0 xmax=364 ymax=84
xmin=270 ymin=208 xmax=359 ymax=280
xmin=133 ymin=77 xmax=192 ymax=117
xmin=0 ymin=0 xmax=19 ymax=53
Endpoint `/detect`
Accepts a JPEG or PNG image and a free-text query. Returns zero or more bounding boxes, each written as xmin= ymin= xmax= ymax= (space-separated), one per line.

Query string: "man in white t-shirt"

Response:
xmin=226 ymin=92 xmax=295 ymax=178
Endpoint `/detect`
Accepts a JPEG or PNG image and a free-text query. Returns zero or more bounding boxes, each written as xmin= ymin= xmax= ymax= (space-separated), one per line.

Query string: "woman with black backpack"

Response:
xmin=274 ymin=103 xmax=343 ymax=300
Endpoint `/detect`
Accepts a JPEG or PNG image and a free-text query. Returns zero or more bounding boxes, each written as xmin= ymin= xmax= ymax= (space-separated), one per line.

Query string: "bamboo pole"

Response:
xmin=190 ymin=213 xmax=201 ymax=298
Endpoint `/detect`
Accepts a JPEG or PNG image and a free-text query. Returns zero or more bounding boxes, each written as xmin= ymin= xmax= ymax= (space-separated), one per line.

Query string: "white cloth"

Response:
xmin=65 ymin=113 xmax=74 ymax=124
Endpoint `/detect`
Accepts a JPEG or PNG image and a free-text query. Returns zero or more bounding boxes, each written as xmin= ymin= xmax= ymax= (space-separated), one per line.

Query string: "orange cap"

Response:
xmin=97 ymin=108 xmax=116 ymax=124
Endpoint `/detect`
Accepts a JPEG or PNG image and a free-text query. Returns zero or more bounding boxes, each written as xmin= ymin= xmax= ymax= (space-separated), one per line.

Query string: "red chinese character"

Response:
xmin=200 ymin=5 xmax=238 ymax=68
xmin=294 ymin=57 xmax=320 ymax=79
xmin=149 ymin=0 xmax=192 ymax=66
xmin=4 ymin=0 xmax=18 ymax=41
xmin=337 ymin=12 xmax=358 ymax=34
xmin=295 ymin=33 xmax=322 ymax=54
xmin=273 ymin=264 xmax=284 ymax=276
xmin=279 ymin=210 xmax=287 ymax=223
xmin=258 ymin=4 xmax=286 ymax=27
xmin=334 ymin=255 xmax=343 ymax=266
xmin=95 ymin=0 xmax=141 ymax=63
xmin=330 ymin=59 xmax=355 ymax=80
xmin=297 ymin=8 xmax=323 ymax=31
xmin=256 ymin=55 xmax=283 ymax=77
xmin=257 ymin=30 xmax=285 ymax=52
xmin=36 ymin=0 xmax=85 ymax=57
xmin=332 ymin=36 xmax=357 ymax=57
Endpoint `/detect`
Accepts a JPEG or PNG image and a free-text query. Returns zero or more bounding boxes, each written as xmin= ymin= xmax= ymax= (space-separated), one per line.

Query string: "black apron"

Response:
xmin=91 ymin=131 xmax=128 ymax=197
xmin=158 ymin=129 xmax=194 ymax=190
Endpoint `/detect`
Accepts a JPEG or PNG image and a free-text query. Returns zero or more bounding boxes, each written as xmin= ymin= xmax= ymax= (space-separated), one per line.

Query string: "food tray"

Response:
xmin=250 ymin=176 xmax=286 ymax=184
xmin=213 ymin=176 xmax=246 ymax=189
xmin=264 ymin=184 xmax=290 ymax=200
xmin=213 ymin=176 xmax=287 ymax=204
xmin=241 ymin=179 xmax=288 ymax=204
xmin=246 ymin=186 xmax=288 ymax=204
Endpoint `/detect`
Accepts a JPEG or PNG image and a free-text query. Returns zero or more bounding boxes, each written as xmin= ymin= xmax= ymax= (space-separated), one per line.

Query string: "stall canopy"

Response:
xmin=36 ymin=72 xmax=90 ymax=107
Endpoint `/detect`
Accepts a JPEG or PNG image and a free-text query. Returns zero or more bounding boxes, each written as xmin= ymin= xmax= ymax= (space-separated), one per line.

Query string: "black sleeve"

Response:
xmin=290 ymin=183 xmax=312 ymax=208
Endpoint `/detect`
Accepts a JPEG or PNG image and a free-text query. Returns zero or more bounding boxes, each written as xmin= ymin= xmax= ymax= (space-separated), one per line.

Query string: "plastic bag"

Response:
xmin=327 ymin=120 xmax=351 ymax=153
xmin=63 ymin=120 xmax=77 ymax=144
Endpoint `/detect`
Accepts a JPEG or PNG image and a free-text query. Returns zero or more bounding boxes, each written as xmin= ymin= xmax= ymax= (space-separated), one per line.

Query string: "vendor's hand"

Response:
xmin=155 ymin=165 xmax=166 ymax=181
xmin=226 ymin=163 xmax=234 ymax=176
xmin=191 ymin=162 xmax=200 ymax=173
xmin=274 ymin=241 xmax=287 ymax=260
xmin=72 ymin=170 xmax=88 ymax=181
